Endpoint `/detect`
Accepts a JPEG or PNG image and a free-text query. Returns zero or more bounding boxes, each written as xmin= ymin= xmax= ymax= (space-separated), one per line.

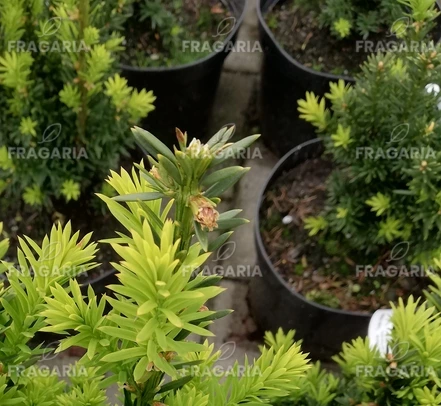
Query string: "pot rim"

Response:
xmin=80 ymin=267 xmax=116 ymax=288
xmin=120 ymin=0 xmax=248 ymax=73
xmin=257 ymin=0 xmax=354 ymax=82
xmin=254 ymin=138 xmax=372 ymax=318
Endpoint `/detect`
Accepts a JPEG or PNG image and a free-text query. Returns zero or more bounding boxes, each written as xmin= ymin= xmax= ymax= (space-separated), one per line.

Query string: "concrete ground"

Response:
xmin=41 ymin=1 xmax=281 ymax=402
xmin=206 ymin=0 xmax=278 ymax=361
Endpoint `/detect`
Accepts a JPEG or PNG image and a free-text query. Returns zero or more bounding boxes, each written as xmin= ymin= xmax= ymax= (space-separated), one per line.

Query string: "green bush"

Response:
xmin=272 ymin=358 xmax=339 ymax=405
xmin=0 ymin=0 xmax=155 ymax=208
xmin=274 ymin=275 xmax=441 ymax=405
xmin=297 ymin=5 xmax=441 ymax=266
xmin=0 ymin=127 xmax=312 ymax=405
xmin=333 ymin=293 xmax=441 ymax=405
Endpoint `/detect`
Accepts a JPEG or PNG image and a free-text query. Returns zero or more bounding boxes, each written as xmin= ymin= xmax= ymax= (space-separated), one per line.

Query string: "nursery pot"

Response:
xmin=121 ymin=0 xmax=247 ymax=147
xmin=248 ymin=139 xmax=372 ymax=360
xmin=258 ymin=0 xmax=354 ymax=157
xmin=80 ymin=268 xmax=118 ymax=297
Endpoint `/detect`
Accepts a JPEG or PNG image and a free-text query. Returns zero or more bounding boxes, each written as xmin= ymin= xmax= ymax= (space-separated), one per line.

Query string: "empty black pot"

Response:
xmin=248 ymin=139 xmax=372 ymax=360
xmin=121 ymin=0 xmax=247 ymax=147
xmin=258 ymin=0 xmax=354 ymax=157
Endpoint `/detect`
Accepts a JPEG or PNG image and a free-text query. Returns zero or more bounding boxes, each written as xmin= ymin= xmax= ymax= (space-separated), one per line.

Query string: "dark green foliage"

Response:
xmin=123 ymin=0 xmax=231 ymax=67
xmin=295 ymin=0 xmax=435 ymax=39
xmin=298 ymin=6 xmax=441 ymax=266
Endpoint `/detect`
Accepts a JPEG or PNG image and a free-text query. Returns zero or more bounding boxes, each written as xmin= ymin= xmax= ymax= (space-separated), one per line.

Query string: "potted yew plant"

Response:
xmin=273 ymin=276 xmax=441 ymax=405
xmin=250 ymin=34 xmax=441 ymax=358
xmin=258 ymin=0 xmax=439 ymax=156
xmin=0 ymin=0 xmax=155 ymax=291
xmin=0 ymin=126 xmax=311 ymax=405
xmin=119 ymin=0 xmax=248 ymax=145
xmin=0 ymin=0 xmax=155 ymax=208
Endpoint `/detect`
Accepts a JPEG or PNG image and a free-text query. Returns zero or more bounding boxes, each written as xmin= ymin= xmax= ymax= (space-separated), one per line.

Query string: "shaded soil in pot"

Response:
xmin=264 ymin=1 xmax=438 ymax=76
xmin=122 ymin=0 xmax=231 ymax=68
xmin=260 ymin=158 xmax=429 ymax=313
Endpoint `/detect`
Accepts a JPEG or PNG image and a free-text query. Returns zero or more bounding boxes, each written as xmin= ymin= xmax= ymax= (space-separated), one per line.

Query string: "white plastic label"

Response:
xmin=368 ymin=309 xmax=393 ymax=356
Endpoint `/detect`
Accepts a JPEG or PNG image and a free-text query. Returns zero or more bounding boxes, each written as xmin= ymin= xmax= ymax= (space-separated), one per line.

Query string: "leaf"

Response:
xmin=204 ymin=168 xmax=249 ymax=198
xmin=87 ymin=339 xmax=98 ymax=359
xmin=216 ymin=218 xmax=249 ymax=230
xmin=182 ymin=322 xmax=214 ymax=336
xmin=366 ymin=193 xmax=391 ymax=216
xmin=160 ymin=308 xmax=184 ymax=328
xmin=188 ymin=275 xmax=223 ymax=290
xmin=219 ymin=210 xmax=243 ymax=220
xmin=99 ymin=326 xmax=137 ymax=342
xmin=304 ymin=216 xmax=328 ymax=236
xmin=132 ymin=126 xmax=176 ymax=163
xmin=134 ymin=356 xmax=150 ymax=382
xmin=331 ymin=124 xmax=352 ymax=149
xmin=325 ymin=79 xmax=351 ymax=102
xmin=172 ymin=360 xmax=204 ymax=370
xmin=173 ymin=329 xmax=193 ymax=342
xmin=378 ymin=217 xmax=402 ymax=242
xmin=298 ymin=92 xmax=328 ymax=131
xmin=113 ymin=192 xmax=165 ymax=202
xmin=101 ymin=347 xmax=146 ymax=362
xmin=139 ymin=201 xmax=164 ymax=234
xmin=17 ymin=344 xmax=31 ymax=354
xmin=206 ymin=125 xmax=235 ymax=149
xmin=157 ymin=376 xmax=194 ymax=393
xmin=194 ymin=221 xmax=208 ymax=251
xmin=191 ymin=309 xmax=233 ymax=323
xmin=167 ymin=339 xmax=207 ymax=353
xmin=202 ymin=166 xmax=245 ymax=188
xmin=158 ymin=154 xmax=182 ymax=185
xmin=137 ymin=300 xmax=158 ymax=316
xmin=175 ymin=150 xmax=193 ymax=178
xmin=208 ymin=231 xmax=234 ymax=252
xmin=136 ymin=319 xmax=158 ymax=342
xmin=210 ymin=135 xmax=260 ymax=166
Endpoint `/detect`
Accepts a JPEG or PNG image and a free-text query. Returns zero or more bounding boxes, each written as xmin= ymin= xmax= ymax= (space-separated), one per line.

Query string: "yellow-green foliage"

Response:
xmin=0 ymin=127 xmax=311 ymax=405
xmin=0 ymin=0 xmax=155 ymax=208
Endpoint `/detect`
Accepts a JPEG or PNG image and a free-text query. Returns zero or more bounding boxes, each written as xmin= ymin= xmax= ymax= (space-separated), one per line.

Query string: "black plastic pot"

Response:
xmin=258 ymin=0 xmax=354 ymax=157
xmin=81 ymin=268 xmax=118 ymax=297
xmin=121 ymin=0 xmax=247 ymax=147
xmin=248 ymin=139 xmax=372 ymax=360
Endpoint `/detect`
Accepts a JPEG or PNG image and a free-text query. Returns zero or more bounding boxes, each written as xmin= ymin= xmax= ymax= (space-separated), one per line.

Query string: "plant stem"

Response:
xmin=175 ymin=192 xmax=193 ymax=253
xmin=180 ymin=205 xmax=194 ymax=253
